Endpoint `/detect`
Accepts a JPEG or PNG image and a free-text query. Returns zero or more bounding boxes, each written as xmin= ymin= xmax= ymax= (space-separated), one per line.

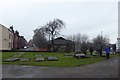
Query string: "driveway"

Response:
xmin=2 ymin=57 xmax=119 ymax=78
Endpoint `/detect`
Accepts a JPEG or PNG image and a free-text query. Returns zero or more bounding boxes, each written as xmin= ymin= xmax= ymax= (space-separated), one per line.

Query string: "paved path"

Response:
xmin=2 ymin=57 xmax=119 ymax=78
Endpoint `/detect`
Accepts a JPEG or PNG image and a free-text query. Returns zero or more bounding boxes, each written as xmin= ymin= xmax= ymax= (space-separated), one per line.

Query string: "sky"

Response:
xmin=0 ymin=0 xmax=119 ymax=43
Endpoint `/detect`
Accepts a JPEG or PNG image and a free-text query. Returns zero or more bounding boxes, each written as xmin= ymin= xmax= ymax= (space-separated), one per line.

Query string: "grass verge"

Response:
xmin=1 ymin=52 xmax=118 ymax=67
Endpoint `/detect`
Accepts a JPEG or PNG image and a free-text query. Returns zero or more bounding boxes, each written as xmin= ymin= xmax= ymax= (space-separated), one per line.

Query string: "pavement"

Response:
xmin=2 ymin=57 xmax=119 ymax=78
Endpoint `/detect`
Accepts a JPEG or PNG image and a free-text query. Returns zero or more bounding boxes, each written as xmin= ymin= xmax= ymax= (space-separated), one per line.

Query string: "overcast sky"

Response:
xmin=0 ymin=0 xmax=119 ymax=43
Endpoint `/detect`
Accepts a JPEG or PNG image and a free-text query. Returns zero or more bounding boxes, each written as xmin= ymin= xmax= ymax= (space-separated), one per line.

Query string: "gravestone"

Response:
xmin=47 ymin=56 xmax=58 ymax=61
xmin=36 ymin=57 xmax=45 ymax=62
xmin=74 ymin=53 xmax=86 ymax=58
xmin=3 ymin=58 xmax=20 ymax=62
xmin=20 ymin=58 xmax=29 ymax=62
xmin=75 ymin=42 xmax=81 ymax=52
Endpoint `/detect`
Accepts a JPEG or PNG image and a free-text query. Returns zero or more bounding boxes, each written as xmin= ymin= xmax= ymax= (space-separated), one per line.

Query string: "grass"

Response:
xmin=1 ymin=52 xmax=118 ymax=67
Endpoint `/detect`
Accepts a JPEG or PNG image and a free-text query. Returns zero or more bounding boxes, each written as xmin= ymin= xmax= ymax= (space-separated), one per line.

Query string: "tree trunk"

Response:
xmin=51 ymin=35 xmax=55 ymax=52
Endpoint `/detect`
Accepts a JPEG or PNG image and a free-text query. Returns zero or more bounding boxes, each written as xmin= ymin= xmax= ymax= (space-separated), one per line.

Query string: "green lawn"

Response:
xmin=1 ymin=52 xmax=118 ymax=67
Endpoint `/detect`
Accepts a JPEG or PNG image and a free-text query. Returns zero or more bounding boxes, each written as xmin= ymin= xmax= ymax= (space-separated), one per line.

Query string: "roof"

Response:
xmin=54 ymin=37 xmax=66 ymax=40
xmin=49 ymin=37 xmax=74 ymax=45
xmin=0 ymin=24 xmax=13 ymax=32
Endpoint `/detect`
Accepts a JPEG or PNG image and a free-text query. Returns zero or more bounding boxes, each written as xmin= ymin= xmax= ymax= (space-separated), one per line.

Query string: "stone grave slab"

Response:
xmin=20 ymin=58 xmax=29 ymax=62
xmin=74 ymin=53 xmax=86 ymax=58
xmin=47 ymin=56 xmax=58 ymax=61
xmin=36 ymin=57 xmax=45 ymax=62
xmin=3 ymin=58 xmax=20 ymax=62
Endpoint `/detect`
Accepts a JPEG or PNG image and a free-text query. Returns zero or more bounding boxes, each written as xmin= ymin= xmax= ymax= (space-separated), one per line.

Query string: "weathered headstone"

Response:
xmin=36 ymin=57 xmax=45 ymax=62
xmin=75 ymin=42 xmax=81 ymax=52
xmin=20 ymin=58 xmax=29 ymax=62
xmin=74 ymin=53 xmax=86 ymax=58
xmin=47 ymin=56 xmax=58 ymax=61
xmin=3 ymin=58 xmax=20 ymax=62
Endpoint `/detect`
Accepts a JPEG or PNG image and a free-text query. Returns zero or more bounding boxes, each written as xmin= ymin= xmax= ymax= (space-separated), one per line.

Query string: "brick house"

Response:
xmin=0 ymin=24 xmax=27 ymax=50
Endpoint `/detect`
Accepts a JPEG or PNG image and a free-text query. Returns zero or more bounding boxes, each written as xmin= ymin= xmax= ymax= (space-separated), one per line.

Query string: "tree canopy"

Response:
xmin=33 ymin=18 xmax=65 ymax=50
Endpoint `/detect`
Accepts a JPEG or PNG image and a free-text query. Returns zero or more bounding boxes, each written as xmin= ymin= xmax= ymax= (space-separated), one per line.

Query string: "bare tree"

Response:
xmin=66 ymin=33 xmax=89 ymax=54
xmin=80 ymin=34 xmax=89 ymax=55
xmin=44 ymin=19 xmax=65 ymax=51
xmin=33 ymin=27 xmax=48 ymax=48
xmin=93 ymin=35 xmax=110 ymax=56
xmin=80 ymin=34 xmax=88 ymax=43
xmin=66 ymin=33 xmax=81 ymax=43
xmin=66 ymin=34 xmax=76 ymax=42
xmin=75 ymin=33 xmax=81 ymax=43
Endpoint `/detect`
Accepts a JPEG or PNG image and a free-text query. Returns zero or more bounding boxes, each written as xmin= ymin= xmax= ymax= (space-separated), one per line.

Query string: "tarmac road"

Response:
xmin=2 ymin=57 xmax=119 ymax=78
